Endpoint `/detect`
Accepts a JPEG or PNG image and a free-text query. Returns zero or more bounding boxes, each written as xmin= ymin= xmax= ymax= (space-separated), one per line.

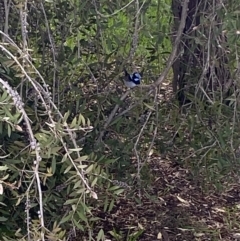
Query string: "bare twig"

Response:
xmin=134 ymin=87 xmax=158 ymax=185
xmin=140 ymin=104 xmax=159 ymax=172
xmin=154 ymin=0 xmax=189 ymax=87
xmin=96 ymin=90 xmax=131 ymax=143
xmin=3 ymin=0 xmax=11 ymax=42
xmin=94 ymin=0 xmax=135 ymax=18
xmin=18 ymin=2 xmax=46 ymax=240
xmin=40 ymin=2 xmax=58 ymax=106
xmin=128 ymin=0 xmax=140 ymax=62
xmin=19 ymin=0 xmax=29 ymax=107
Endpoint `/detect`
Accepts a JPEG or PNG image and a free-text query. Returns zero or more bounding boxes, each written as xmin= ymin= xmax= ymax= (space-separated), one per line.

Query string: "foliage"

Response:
xmin=1 ymin=0 xmax=240 ymax=240
xmin=0 ymin=0 xmax=172 ymax=240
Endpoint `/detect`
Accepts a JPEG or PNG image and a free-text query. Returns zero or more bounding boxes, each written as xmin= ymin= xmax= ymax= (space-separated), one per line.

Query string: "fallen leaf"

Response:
xmin=157 ymin=232 xmax=162 ymax=239
xmin=0 ymin=183 xmax=3 ymax=195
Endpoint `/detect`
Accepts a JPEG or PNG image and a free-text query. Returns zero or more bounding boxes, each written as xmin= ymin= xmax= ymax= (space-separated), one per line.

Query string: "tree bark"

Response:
xmin=171 ymin=0 xmax=232 ymax=105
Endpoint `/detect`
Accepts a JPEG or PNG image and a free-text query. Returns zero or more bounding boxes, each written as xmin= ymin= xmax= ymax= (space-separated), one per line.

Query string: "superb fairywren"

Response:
xmin=124 ymin=69 xmax=142 ymax=88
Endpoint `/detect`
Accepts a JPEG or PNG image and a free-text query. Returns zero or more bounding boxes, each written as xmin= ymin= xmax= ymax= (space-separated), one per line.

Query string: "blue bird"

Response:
xmin=124 ymin=69 xmax=142 ymax=88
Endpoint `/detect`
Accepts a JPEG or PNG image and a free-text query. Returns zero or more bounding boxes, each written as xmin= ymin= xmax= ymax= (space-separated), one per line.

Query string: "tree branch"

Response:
xmin=154 ymin=0 xmax=189 ymax=87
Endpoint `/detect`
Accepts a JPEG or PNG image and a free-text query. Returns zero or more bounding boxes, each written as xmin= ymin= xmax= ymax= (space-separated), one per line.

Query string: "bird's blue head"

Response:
xmin=131 ymin=72 xmax=141 ymax=85
xmin=124 ymin=69 xmax=142 ymax=88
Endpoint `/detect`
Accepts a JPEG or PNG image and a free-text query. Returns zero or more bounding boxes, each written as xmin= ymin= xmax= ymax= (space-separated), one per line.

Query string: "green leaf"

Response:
xmin=59 ymin=213 xmax=72 ymax=225
xmin=108 ymin=199 xmax=114 ymax=212
xmin=73 ymin=180 xmax=81 ymax=189
xmin=0 ymin=216 xmax=8 ymax=221
xmin=87 ymin=118 xmax=91 ymax=127
xmin=64 ymin=198 xmax=79 ymax=205
xmin=77 ymin=210 xmax=88 ymax=223
xmin=61 ymin=153 xmax=68 ymax=163
xmin=97 ymin=229 xmax=105 ymax=241
xmin=73 ymin=218 xmax=84 ymax=231
xmin=91 ymin=177 xmax=98 ymax=187
xmin=7 ymin=124 xmax=11 ymax=137
xmin=0 ymin=91 xmax=8 ymax=102
xmin=64 ymin=165 xmax=72 ymax=174
xmin=51 ymin=146 xmax=62 ymax=155
xmin=69 ymin=148 xmax=83 ymax=152
xmin=62 ymin=111 xmax=70 ymax=124
xmin=77 ymin=165 xmax=88 ymax=169
xmin=51 ymin=157 xmax=56 ymax=174
xmin=113 ymin=189 xmax=125 ymax=195
xmin=78 ymin=114 xmax=86 ymax=126
xmin=70 ymin=117 xmax=77 ymax=128
xmin=143 ymin=102 xmax=155 ymax=111
xmin=74 ymin=155 xmax=88 ymax=163
xmin=85 ymin=164 xmax=94 ymax=174
xmin=0 ymin=166 xmax=8 ymax=171
xmin=76 ymin=188 xmax=86 ymax=194
xmin=103 ymin=197 xmax=108 ymax=212
xmin=129 ymin=229 xmax=144 ymax=239
xmin=108 ymin=185 xmax=120 ymax=191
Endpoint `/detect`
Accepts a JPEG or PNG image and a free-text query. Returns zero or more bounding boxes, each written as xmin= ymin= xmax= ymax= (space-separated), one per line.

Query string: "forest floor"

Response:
xmin=97 ymin=157 xmax=240 ymax=241
xmin=79 ymin=83 xmax=240 ymax=241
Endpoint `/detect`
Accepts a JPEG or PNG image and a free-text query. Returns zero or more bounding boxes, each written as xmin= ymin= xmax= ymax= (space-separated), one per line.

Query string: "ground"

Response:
xmin=93 ymin=157 xmax=240 ymax=241
xmin=75 ymin=84 xmax=240 ymax=241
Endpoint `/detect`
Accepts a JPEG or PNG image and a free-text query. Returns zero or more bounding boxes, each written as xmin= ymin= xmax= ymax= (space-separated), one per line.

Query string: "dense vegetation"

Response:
xmin=1 ymin=0 xmax=240 ymax=240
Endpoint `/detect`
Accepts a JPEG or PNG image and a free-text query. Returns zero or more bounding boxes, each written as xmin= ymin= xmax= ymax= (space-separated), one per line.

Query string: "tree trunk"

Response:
xmin=171 ymin=0 xmax=232 ymax=105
